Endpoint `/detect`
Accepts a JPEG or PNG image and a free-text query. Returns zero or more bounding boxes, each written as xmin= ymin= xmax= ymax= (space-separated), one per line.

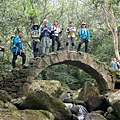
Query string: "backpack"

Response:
xmin=117 ymin=62 xmax=119 ymax=69
xmin=10 ymin=36 xmax=16 ymax=50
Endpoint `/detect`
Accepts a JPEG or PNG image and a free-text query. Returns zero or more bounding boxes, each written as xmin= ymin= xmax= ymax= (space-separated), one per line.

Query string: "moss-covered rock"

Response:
xmin=106 ymin=90 xmax=120 ymax=119
xmin=0 ymin=100 xmax=17 ymax=112
xmin=106 ymin=90 xmax=120 ymax=103
xmin=20 ymin=90 xmax=71 ymax=120
xmin=85 ymin=113 xmax=107 ymax=120
xmin=63 ymin=99 xmax=86 ymax=107
xmin=112 ymin=100 xmax=120 ymax=119
xmin=78 ymin=81 xmax=109 ymax=112
xmin=29 ymin=80 xmax=62 ymax=98
xmin=0 ymin=100 xmax=4 ymax=108
xmin=0 ymin=90 xmax=12 ymax=102
xmin=4 ymin=102 xmax=18 ymax=111
xmin=11 ymin=97 xmax=25 ymax=109
xmin=106 ymin=113 xmax=119 ymax=120
xmin=0 ymin=110 xmax=54 ymax=120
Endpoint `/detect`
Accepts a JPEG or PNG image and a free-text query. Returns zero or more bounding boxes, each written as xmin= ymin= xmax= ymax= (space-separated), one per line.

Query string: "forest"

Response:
xmin=0 ymin=0 xmax=120 ymax=90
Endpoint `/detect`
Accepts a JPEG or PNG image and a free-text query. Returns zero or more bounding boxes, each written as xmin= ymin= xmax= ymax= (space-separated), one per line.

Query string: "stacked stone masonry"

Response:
xmin=0 ymin=50 xmax=120 ymax=98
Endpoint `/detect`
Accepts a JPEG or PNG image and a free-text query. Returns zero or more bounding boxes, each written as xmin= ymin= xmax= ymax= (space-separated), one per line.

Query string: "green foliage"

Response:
xmin=92 ymin=0 xmax=120 ymax=8
xmin=27 ymin=9 xmax=36 ymax=17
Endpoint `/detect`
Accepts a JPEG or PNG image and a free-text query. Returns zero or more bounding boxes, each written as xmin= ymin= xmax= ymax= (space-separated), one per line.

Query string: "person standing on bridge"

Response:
xmin=40 ymin=19 xmax=51 ymax=54
xmin=77 ymin=22 xmax=90 ymax=53
xmin=51 ymin=20 xmax=63 ymax=52
xmin=66 ymin=22 xmax=76 ymax=51
xmin=11 ymin=31 xmax=26 ymax=69
xmin=31 ymin=23 xmax=40 ymax=58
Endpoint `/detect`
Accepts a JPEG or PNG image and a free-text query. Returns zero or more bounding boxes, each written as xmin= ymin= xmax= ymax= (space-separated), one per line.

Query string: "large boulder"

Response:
xmin=106 ymin=90 xmax=120 ymax=103
xmin=29 ymin=80 xmax=62 ymax=98
xmin=4 ymin=102 xmax=18 ymax=111
xmin=11 ymin=97 xmax=26 ymax=109
xmin=20 ymin=89 xmax=71 ymax=120
xmin=78 ymin=81 xmax=109 ymax=112
xmin=106 ymin=90 xmax=120 ymax=119
xmin=111 ymin=100 xmax=120 ymax=119
xmin=0 ymin=100 xmax=18 ymax=112
xmin=106 ymin=113 xmax=119 ymax=120
xmin=85 ymin=113 xmax=107 ymax=120
xmin=0 ymin=90 xmax=12 ymax=102
xmin=0 ymin=110 xmax=54 ymax=120
xmin=59 ymin=88 xmax=81 ymax=100
xmin=104 ymin=106 xmax=119 ymax=120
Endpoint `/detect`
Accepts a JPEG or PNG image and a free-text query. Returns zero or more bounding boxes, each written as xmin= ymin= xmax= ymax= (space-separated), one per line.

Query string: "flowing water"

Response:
xmin=64 ymin=103 xmax=88 ymax=120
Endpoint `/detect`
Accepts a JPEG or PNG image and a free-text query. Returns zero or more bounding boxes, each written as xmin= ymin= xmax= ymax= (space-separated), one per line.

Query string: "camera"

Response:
xmin=67 ymin=28 xmax=69 ymax=31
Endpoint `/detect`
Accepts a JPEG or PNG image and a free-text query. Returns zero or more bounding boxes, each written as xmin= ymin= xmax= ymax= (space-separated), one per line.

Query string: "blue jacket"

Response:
xmin=111 ymin=62 xmax=118 ymax=69
xmin=11 ymin=36 xmax=23 ymax=53
xmin=78 ymin=28 xmax=90 ymax=41
xmin=40 ymin=24 xmax=51 ymax=38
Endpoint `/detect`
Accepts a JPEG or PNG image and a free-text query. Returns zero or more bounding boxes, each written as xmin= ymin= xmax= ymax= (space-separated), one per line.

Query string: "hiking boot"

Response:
xmin=36 ymin=57 xmax=41 ymax=59
xmin=70 ymin=51 xmax=77 ymax=53
xmin=13 ymin=67 xmax=19 ymax=71
xmin=49 ymin=52 xmax=56 ymax=55
xmin=33 ymin=57 xmax=40 ymax=60
xmin=41 ymin=53 xmax=46 ymax=57
xmin=77 ymin=51 xmax=81 ymax=54
xmin=22 ymin=64 xmax=29 ymax=69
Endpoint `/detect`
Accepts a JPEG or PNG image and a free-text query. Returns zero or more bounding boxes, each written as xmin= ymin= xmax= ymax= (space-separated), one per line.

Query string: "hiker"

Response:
xmin=77 ymin=22 xmax=90 ymax=53
xmin=111 ymin=57 xmax=119 ymax=70
xmin=31 ymin=23 xmax=40 ymax=58
xmin=40 ymin=19 xmax=51 ymax=54
xmin=11 ymin=31 xmax=26 ymax=69
xmin=51 ymin=20 xmax=63 ymax=52
xmin=66 ymin=22 xmax=76 ymax=51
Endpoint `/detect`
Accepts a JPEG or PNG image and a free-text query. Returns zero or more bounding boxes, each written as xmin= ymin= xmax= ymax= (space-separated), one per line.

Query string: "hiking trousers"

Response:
xmin=12 ymin=52 xmax=26 ymax=68
xmin=66 ymin=37 xmax=75 ymax=50
xmin=77 ymin=39 xmax=89 ymax=53
xmin=32 ymin=40 xmax=40 ymax=58
xmin=52 ymin=36 xmax=61 ymax=52
xmin=42 ymin=36 xmax=50 ymax=54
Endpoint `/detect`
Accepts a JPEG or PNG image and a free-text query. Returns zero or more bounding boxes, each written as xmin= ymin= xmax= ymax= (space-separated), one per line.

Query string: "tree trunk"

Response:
xmin=102 ymin=3 xmax=120 ymax=61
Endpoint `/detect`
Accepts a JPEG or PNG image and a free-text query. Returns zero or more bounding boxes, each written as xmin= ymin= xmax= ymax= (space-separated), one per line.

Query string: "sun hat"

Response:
xmin=82 ymin=22 xmax=86 ymax=25
xmin=32 ymin=23 xmax=39 ymax=30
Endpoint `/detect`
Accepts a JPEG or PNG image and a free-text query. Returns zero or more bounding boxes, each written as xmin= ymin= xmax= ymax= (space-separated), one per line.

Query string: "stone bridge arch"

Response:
xmin=28 ymin=50 xmax=116 ymax=93
xmin=1 ymin=50 xmax=119 ymax=98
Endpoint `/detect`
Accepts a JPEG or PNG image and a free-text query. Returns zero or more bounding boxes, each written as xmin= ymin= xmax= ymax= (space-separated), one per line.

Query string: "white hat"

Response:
xmin=43 ymin=19 xmax=48 ymax=23
xmin=82 ymin=22 xmax=86 ymax=25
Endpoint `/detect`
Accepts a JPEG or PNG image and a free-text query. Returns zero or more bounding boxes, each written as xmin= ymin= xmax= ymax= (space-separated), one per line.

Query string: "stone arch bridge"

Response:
xmin=1 ymin=50 xmax=120 ymax=98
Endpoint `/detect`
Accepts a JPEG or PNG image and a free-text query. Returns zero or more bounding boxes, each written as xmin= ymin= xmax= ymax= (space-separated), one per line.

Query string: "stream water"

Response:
xmin=64 ymin=103 xmax=88 ymax=120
